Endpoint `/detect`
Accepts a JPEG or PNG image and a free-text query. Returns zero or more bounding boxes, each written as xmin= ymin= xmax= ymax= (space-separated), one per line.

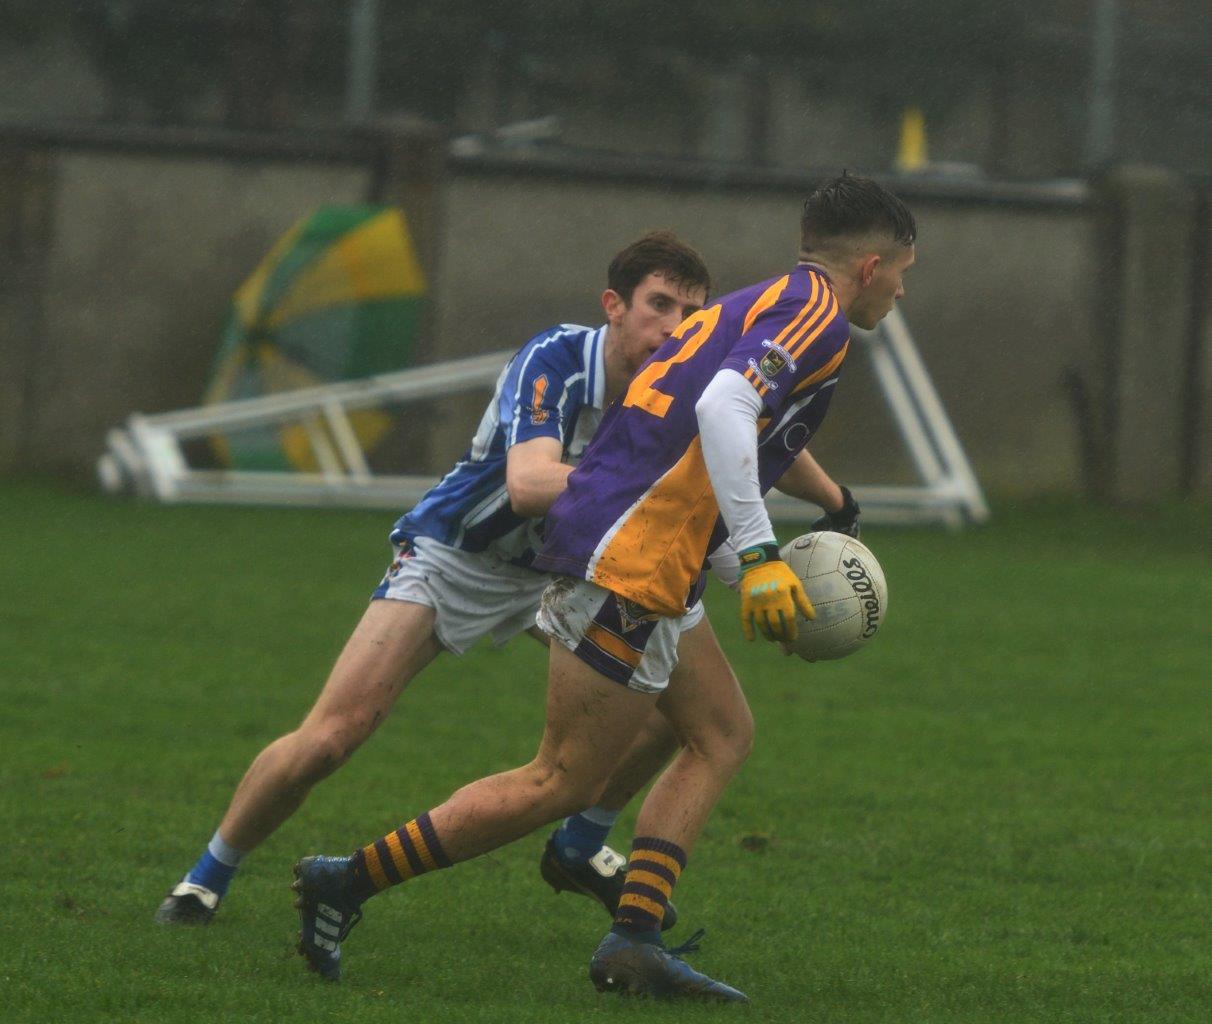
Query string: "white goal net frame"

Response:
xmin=98 ymin=307 xmax=988 ymax=527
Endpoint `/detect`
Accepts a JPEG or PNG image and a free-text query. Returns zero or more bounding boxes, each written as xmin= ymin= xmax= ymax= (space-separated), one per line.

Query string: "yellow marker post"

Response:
xmin=896 ymin=106 xmax=928 ymax=173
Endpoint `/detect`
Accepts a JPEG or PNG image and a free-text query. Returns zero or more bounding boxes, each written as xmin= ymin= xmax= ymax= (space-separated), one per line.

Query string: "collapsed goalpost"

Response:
xmin=98 ymin=308 xmax=988 ymax=528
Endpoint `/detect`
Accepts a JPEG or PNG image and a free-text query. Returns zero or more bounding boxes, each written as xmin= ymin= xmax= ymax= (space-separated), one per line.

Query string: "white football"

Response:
xmin=780 ymin=532 xmax=888 ymax=661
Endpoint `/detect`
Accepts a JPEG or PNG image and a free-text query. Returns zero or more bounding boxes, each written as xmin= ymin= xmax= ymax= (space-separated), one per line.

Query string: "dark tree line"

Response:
xmin=1 ymin=0 xmax=1206 ymax=170
xmin=0 ymin=1 xmax=1034 ymax=130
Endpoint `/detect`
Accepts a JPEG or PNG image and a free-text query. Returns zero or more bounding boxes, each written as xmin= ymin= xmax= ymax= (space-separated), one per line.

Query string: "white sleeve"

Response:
xmin=706 ymin=538 xmax=741 ymax=590
xmin=695 ymin=368 xmax=776 ymax=553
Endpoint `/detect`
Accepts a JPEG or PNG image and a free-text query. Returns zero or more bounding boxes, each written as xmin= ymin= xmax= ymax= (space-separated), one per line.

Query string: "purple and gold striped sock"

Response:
xmin=613 ymin=836 xmax=687 ymax=935
xmin=349 ymin=811 xmax=452 ymax=902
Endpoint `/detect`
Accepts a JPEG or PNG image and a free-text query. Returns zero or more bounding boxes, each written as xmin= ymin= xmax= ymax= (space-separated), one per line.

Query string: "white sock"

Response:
xmin=208 ymin=829 xmax=246 ymax=868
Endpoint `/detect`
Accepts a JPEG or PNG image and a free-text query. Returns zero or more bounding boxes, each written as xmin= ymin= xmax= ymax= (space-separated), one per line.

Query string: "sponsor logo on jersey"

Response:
xmin=747 ymin=340 xmax=797 ymax=390
xmin=530 ymin=374 xmax=550 ymax=424
xmin=782 ymin=421 xmax=810 ymax=451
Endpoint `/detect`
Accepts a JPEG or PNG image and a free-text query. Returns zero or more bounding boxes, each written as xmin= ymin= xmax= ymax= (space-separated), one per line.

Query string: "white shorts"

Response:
xmin=536 ymin=576 xmax=705 ymax=694
xmin=372 ymin=537 xmax=549 ymax=655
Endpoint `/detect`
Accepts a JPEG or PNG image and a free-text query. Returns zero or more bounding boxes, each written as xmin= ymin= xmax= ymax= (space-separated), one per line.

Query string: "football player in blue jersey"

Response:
xmin=155 ymin=230 xmax=859 ymax=934
xmin=155 ymin=233 xmax=710 ymax=926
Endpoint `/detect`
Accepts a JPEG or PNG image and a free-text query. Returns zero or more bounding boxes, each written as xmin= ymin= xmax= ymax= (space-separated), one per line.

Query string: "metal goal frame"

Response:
xmin=99 ymin=308 xmax=987 ymax=527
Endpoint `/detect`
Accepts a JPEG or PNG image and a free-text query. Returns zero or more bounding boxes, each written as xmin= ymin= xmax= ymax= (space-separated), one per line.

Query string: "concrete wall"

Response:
xmin=433 ymin=173 xmax=1096 ymax=496
xmin=3 ymin=130 xmax=1204 ymax=503
xmin=0 ymin=124 xmax=442 ymax=474
xmin=25 ymin=152 xmax=370 ymax=470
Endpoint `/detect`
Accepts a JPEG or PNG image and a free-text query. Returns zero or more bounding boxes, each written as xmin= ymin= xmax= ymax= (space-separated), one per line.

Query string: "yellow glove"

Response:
xmin=738 ymin=544 xmax=815 ymax=642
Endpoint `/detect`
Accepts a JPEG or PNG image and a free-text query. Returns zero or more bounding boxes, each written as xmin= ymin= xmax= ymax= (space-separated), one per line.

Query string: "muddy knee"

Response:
xmin=287 ymin=718 xmax=374 ymax=785
xmin=689 ymin=710 xmax=755 ymax=778
xmin=528 ymin=758 xmax=608 ymax=817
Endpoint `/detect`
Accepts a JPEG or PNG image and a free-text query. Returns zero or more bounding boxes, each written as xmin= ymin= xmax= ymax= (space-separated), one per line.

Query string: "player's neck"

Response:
xmin=602 ymin=327 xmax=630 ymax=405
xmin=797 ymin=258 xmax=834 ymax=280
xmin=797 ymin=256 xmax=859 ymax=318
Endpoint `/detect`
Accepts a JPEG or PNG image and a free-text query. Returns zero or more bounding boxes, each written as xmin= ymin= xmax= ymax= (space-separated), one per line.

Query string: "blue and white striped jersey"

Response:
xmin=391 ymin=324 xmax=608 ymax=566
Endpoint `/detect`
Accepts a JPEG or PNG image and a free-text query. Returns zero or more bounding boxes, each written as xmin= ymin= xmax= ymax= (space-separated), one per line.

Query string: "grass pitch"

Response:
xmin=2 ymin=478 xmax=1209 ymax=1023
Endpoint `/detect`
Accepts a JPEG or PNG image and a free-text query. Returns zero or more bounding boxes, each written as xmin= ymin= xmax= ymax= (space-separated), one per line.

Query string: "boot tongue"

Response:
xmin=588 ymin=846 xmax=627 ymax=877
xmin=170 ymin=881 xmax=220 ymax=910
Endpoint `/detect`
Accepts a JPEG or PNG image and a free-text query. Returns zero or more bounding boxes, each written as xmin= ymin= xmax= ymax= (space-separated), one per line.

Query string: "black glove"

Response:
xmin=810 ymin=485 xmax=861 ymax=538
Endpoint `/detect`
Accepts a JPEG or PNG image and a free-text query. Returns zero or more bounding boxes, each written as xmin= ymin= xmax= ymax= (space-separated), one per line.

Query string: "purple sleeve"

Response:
xmin=719 ymin=292 xmax=851 ymax=416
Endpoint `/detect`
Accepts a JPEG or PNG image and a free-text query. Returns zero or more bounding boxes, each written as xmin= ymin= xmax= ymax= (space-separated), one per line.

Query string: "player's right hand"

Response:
xmin=738 ymin=544 xmax=815 ymax=642
xmin=810 ymin=484 xmax=861 ymax=538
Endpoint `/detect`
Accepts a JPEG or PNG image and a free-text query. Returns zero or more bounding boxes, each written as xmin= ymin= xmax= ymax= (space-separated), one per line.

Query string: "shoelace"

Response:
xmin=664 ymin=927 xmax=706 ymax=957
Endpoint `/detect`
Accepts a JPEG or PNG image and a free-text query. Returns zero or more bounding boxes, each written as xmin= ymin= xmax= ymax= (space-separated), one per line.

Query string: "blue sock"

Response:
xmin=553 ymin=808 xmax=618 ymax=863
xmin=185 ymin=830 xmax=244 ymax=897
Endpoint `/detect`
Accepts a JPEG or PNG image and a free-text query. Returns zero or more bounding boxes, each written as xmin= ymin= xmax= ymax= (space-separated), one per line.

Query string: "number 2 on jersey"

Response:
xmin=622 ymin=305 xmax=721 ymax=418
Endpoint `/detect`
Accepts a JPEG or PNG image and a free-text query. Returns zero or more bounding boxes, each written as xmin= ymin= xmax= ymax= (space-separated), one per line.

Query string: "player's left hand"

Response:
xmin=738 ymin=544 xmax=815 ymax=642
xmin=811 ymin=485 xmax=861 ymax=538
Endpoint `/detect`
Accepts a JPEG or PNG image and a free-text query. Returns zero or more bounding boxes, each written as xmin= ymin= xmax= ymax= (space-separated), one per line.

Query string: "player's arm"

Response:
xmin=775 ymin=449 xmax=861 ymax=538
xmin=505 ymin=436 xmax=573 ymax=518
xmin=505 ymin=341 xmax=580 ymax=517
xmin=696 ymin=369 xmax=814 ymax=642
xmin=775 ymin=450 xmax=842 ymax=508
xmin=706 ymin=539 xmax=741 ymax=591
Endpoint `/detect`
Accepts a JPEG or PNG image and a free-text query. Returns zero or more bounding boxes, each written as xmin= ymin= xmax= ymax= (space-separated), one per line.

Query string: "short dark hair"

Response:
xmin=608 ymin=230 xmax=711 ymax=304
xmin=801 ymin=173 xmax=916 ymax=255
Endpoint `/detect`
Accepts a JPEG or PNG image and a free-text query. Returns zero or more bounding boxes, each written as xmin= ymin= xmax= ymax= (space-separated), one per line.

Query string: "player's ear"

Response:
xmin=602 ymin=289 xmax=627 ymax=323
xmin=857 ymin=253 xmax=881 ymax=288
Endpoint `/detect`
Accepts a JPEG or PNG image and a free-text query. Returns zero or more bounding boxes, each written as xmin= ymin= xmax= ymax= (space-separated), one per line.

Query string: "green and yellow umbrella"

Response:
xmin=205 ymin=205 xmax=426 ymax=470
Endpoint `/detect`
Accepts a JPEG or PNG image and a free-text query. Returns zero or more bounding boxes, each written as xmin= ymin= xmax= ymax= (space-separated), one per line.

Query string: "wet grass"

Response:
xmin=2 ymin=479 xmax=1210 ymax=1022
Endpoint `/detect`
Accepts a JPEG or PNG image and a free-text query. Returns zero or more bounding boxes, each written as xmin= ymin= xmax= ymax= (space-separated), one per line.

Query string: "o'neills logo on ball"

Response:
xmin=842 ymin=556 xmax=882 ymax=638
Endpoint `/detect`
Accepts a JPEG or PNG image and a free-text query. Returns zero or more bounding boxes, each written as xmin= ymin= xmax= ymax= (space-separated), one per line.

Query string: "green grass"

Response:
xmin=2 ymin=478 xmax=1210 ymax=1023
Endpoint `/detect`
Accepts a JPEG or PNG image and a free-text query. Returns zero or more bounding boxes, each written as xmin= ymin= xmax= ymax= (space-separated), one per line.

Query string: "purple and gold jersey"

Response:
xmin=533 ymin=265 xmax=850 ymax=615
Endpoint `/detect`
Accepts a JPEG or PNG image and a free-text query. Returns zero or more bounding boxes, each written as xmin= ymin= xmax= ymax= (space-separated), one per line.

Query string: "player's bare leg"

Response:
xmin=597 ymin=710 xmax=679 ymax=808
xmin=291 ymin=615 xmax=748 ymax=994
xmin=638 ymin=616 xmax=753 ymax=854
xmin=540 ymin=699 xmax=680 ymax=923
xmin=220 ymin=599 xmax=442 ymax=852
xmin=293 ymin=641 xmax=659 ymax=979
xmin=526 ymin=621 xmax=679 ymax=809
xmin=589 ymin=617 xmax=753 ymax=1003
xmin=426 ymin=642 xmax=659 ymax=859
xmin=155 ymin=599 xmax=440 ymax=924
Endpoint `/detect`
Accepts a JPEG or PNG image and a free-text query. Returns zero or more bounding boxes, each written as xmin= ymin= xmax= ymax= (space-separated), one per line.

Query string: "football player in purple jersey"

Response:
xmin=293 ymin=174 xmax=910 ymax=1002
